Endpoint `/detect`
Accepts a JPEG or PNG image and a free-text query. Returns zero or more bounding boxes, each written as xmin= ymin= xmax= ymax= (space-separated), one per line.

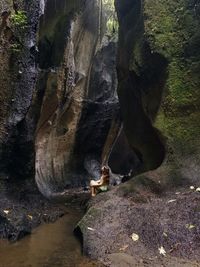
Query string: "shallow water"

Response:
xmin=0 ymin=207 xmax=101 ymax=267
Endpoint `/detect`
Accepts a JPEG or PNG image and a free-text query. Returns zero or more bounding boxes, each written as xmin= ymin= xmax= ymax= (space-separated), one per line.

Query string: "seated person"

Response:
xmin=90 ymin=166 xmax=110 ymax=197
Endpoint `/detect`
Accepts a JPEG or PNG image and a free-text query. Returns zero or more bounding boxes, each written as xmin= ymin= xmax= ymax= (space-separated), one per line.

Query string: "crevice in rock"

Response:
xmin=115 ymin=0 xmax=168 ymax=174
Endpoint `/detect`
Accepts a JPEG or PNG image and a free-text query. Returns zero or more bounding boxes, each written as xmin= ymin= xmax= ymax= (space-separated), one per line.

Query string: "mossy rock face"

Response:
xmin=115 ymin=0 xmax=200 ymax=184
xmin=144 ymin=0 xmax=200 ymax=156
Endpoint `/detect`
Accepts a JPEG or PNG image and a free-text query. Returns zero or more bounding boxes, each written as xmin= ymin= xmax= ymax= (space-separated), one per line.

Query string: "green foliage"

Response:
xmin=106 ymin=17 xmax=118 ymax=36
xmin=10 ymin=11 xmax=28 ymax=54
xmin=102 ymin=0 xmax=118 ymax=36
xmin=11 ymin=11 xmax=28 ymax=29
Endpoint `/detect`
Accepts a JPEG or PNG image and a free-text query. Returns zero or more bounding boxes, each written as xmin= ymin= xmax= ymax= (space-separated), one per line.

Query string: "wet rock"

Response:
xmin=0 ymin=180 xmax=67 ymax=241
xmin=0 ymin=214 xmax=14 ymax=239
xmin=10 ymin=215 xmax=31 ymax=241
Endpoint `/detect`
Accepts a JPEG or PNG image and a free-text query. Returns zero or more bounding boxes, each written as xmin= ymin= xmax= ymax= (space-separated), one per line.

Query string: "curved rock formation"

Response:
xmin=115 ymin=0 xmax=167 ymax=172
xmin=76 ymin=0 xmax=200 ymax=264
xmin=35 ymin=0 xmax=121 ymax=196
xmin=1 ymin=0 xmax=199 ymax=208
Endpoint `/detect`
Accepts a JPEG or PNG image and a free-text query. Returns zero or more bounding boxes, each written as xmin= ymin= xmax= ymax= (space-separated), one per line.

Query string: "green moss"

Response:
xmin=143 ymin=0 xmax=200 ymax=158
xmin=155 ymin=111 xmax=200 ymax=154
xmin=144 ymin=0 xmax=196 ymax=58
xmin=165 ymin=60 xmax=199 ymax=111
xmin=144 ymin=0 xmax=200 ymax=113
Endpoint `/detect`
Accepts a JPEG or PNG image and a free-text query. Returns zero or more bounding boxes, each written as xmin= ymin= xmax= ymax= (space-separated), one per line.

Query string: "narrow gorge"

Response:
xmin=0 ymin=0 xmax=200 ymax=266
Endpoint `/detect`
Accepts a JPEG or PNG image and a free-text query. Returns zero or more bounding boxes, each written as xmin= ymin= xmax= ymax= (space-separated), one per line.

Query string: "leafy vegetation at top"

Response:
xmin=102 ymin=0 xmax=118 ymax=36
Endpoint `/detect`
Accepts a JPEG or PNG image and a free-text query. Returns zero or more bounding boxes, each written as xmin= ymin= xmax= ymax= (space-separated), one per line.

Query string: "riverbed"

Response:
xmin=0 ymin=206 xmax=102 ymax=267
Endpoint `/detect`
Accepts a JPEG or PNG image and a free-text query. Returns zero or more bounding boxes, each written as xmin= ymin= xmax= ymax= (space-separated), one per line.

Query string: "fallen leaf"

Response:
xmin=3 ymin=210 xmax=10 ymax=215
xmin=163 ymin=232 xmax=168 ymax=237
xmin=131 ymin=233 xmax=139 ymax=242
xmin=186 ymin=224 xmax=196 ymax=230
xmin=87 ymin=227 xmax=95 ymax=231
xmin=159 ymin=246 xmax=167 ymax=256
xmin=27 ymin=215 xmax=33 ymax=220
xmin=119 ymin=245 xmax=129 ymax=251
xmin=167 ymin=199 xmax=176 ymax=203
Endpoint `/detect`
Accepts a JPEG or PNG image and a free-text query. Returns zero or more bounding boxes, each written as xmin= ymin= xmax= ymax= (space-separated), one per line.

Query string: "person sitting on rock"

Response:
xmin=90 ymin=166 xmax=110 ymax=197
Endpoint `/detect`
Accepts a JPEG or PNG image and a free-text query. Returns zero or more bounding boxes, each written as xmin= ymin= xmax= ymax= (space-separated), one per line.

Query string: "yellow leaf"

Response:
xmin=163 ymin=232 xmax=168 ymax=237
xmin=28 ymin=215 xmax=33 ymax=220
xmin=3 ymin=210 xmax=10 ymax=215
xmin=159 ymin=246 xmax=167 ymax=256
xmin=131 ymin=233 xmax=139 ymax=242
xmin=167 ymin=199 xmax=176 ymax=203
xmin=87 ymin=227 xmax=95 ymax=231
xmin=186 ymin=224 xmax=195 ymax=230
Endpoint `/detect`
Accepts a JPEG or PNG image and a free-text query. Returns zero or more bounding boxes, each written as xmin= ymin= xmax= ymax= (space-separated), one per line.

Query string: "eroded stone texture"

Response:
xmin=115 ymin=0 xmax=167 ymax=173
xmin=114 ymin=0 xmax=200 ymax=184
xmin=78 ymin=0 xmax=200 ymax=264
xmin=35 ymin=1 xmax=121 ymax=196
xmin=0 ymin=0 xmax=40 ymax=180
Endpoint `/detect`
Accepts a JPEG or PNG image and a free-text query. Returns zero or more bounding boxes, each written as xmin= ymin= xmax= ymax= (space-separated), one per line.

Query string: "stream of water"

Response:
xmin=0 ymin=207 xmax=102 ymax=267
